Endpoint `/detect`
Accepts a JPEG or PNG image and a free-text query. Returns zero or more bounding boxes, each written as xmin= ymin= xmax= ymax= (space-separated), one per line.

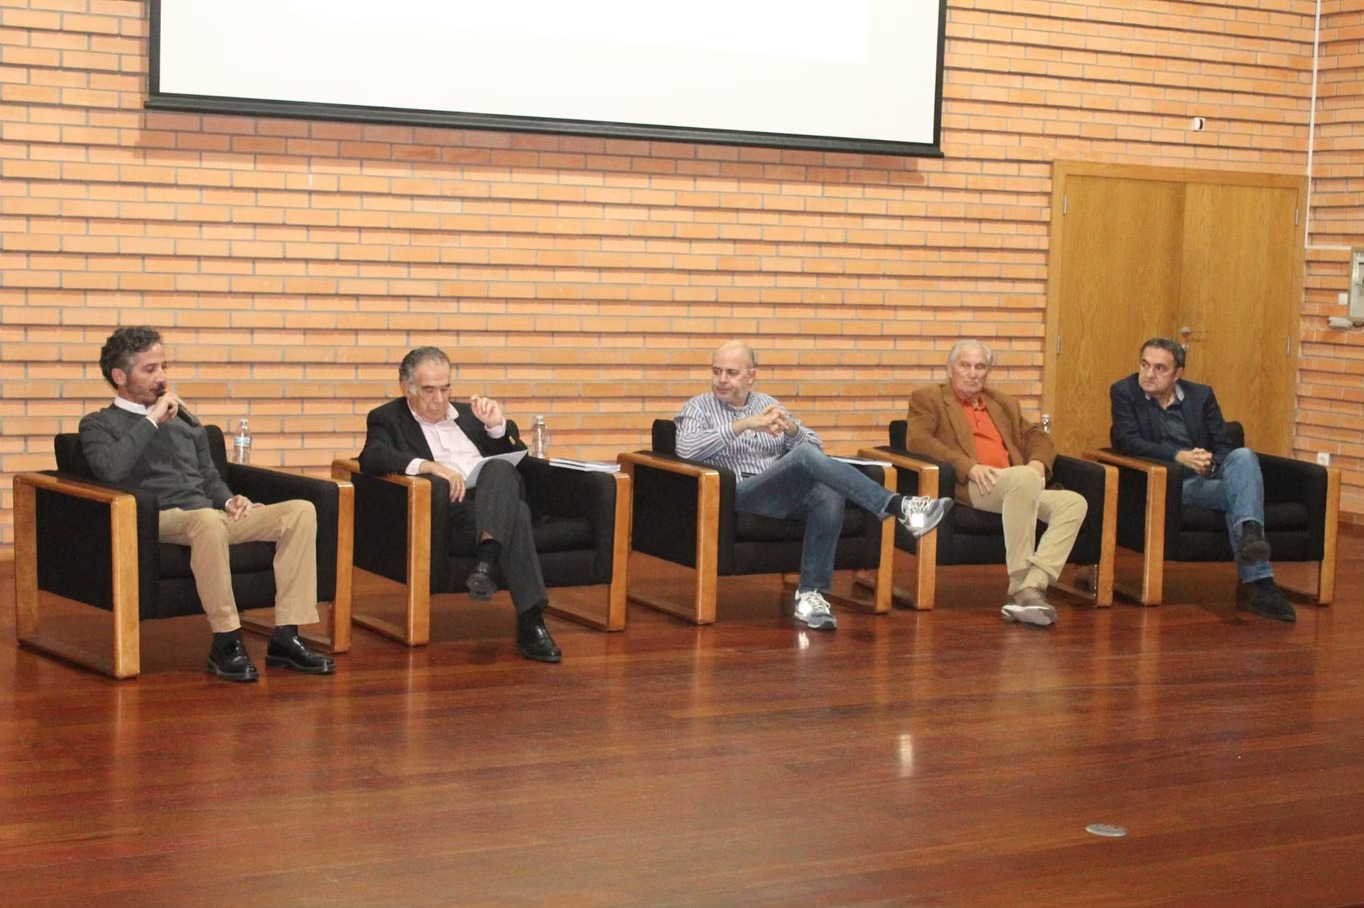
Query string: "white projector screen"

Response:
xmin=148 ymin=0 xmax=947 ymax=156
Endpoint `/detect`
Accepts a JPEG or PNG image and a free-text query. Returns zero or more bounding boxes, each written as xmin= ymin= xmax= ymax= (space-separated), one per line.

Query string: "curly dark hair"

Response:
xmin=99 ymin=326 xmax=162 ymax=388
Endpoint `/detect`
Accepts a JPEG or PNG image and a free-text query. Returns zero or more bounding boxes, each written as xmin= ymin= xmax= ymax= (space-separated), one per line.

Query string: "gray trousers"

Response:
xmin=450 ymin=459 xmax=546 ymax=614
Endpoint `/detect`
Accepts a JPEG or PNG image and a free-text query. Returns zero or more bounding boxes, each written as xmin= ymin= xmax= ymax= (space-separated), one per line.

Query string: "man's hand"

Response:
xmin=422 ymin=460 xmax=468 ymax=502
xmin=224 ymin=494 xmax=261 ymax=521
xmin=968 ymin=463 xmax=999 ymax=495
xmin=1176 ymin=448 xmax=1215 ymax=477
xmin=735 ymin=404 xmax=793 ymax=437
xmin=147 ymin=390 xmax=186 ymax=425
xmin=469 ymin=396 xmax=504 ymax=428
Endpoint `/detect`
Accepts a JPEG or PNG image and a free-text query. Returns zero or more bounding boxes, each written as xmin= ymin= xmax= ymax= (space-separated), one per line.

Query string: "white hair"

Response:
xmin=947 ymin=339 xmax=995 ymax=369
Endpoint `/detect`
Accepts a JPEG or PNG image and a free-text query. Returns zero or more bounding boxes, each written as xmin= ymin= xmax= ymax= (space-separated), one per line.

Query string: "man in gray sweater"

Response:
xmin=79 ymin=327 xmax=334 ymax=682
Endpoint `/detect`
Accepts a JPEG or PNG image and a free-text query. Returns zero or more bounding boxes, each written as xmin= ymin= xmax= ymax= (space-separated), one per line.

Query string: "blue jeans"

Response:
xmin=1181 ymin=447 xmax=1272 ymax=583
xmin=734 ymin=444 xmax=894 ymax=593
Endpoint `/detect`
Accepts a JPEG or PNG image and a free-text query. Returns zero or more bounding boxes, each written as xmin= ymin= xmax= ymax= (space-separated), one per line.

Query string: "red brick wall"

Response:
xmin=1302 ymin=1 xmax=1364 ymax=523
xmin=2 ymin=0 xmax=1355 ymax=550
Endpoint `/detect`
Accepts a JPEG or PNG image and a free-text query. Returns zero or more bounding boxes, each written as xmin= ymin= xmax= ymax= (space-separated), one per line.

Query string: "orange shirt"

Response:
xmin=960 ymin=397 xmax=1011 ymax=469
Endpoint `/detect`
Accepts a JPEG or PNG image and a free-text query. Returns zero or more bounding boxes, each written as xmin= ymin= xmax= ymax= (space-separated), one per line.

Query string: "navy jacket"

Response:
xmin=357 ymin=398 xmax=524 ymax=477
xmin=1109 ymin=373 xmax=1233 ymax=465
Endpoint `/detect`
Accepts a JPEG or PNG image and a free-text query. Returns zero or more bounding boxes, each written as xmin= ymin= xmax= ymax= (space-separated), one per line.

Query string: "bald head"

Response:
xmin=715 ymin=340 xmax=757 ymax=369
xmin=710 ymin=340 xmax=758 ymax=407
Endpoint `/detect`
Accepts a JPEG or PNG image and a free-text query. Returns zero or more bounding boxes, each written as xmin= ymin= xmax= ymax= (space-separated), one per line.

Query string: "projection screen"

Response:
xmin=147 ymin=0 xmax=947 ymax=157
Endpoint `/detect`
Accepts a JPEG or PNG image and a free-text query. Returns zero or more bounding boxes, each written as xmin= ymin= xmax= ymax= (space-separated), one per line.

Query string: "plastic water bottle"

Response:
xmin=232 ymin=418 xmax=252 ymax=464
xmin=530 ymin=415 xmax=548 ymax=458
xmin=1041 ymin=413 xmax=1052 ymax=434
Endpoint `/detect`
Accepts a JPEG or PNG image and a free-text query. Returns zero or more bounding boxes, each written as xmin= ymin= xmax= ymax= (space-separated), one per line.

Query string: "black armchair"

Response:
xmin=1086 ymin=423 xmax=1340 ymax=605
xmin=617 ymin=420 xmax=896 ymax=624
xmin=13 ymin=427 xmax=354 ymax=679
xmin=858 ymin=420 xmax=1117 ymax=609
xmin=331 ymin=449 xmax=630 ymax=645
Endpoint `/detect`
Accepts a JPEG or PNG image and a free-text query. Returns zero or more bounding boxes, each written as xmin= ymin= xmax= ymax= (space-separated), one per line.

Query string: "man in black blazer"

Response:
xmin=358 ymin=346 xmax=561 ymax=661
xmin=1109 ymin=337 xmax=1294 ymax=621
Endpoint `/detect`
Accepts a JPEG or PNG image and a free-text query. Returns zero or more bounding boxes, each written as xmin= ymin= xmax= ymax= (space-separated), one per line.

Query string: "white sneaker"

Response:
xmin=898 ymin=496 xmax=953 ymax=538
xmin=793 ymin=589 xmax=837 ymax=631
xmin=1000 ymin=587 xmax=1057 ymax=627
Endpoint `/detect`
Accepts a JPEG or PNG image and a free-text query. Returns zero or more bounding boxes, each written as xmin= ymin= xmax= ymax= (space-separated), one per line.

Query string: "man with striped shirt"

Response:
xmin=675 ymin=341 xmax=952 ymax=631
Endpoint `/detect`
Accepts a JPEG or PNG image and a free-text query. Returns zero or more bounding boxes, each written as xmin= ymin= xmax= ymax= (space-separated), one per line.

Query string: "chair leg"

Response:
xmin=1114 ymin=466 xmax=1166 ymax=605
xmin=545 ymin=471 xmax=631 ymax=632
xmin=1277 ymin=468 xmax=1339 ymax=606
xmin=1315 ymin=467 xmax=1340 ymax=605
xmin=350 ymin=478 xmax=433 ymax=646
xmin=13 ymin=476 xmax=143 ymax=679
xmin=623 ymin=468 xmax=720 ymax=625
xmin=627 ymin=553 xmax=719 ymax=625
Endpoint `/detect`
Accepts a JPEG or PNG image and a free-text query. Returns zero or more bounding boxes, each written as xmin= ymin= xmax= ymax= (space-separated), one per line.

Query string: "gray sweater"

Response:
xmin=78 ymin=405 xmax=233 ymax=511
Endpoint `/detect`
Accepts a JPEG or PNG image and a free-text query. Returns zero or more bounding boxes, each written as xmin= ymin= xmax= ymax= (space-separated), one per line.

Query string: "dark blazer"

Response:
xmin=1109 ymin=373 xmax=1233 ymax=464
xmin=357 ymin=398 xmax=525 ymax=477
xmin=904 ymin=383 xmax=1056 ymax=504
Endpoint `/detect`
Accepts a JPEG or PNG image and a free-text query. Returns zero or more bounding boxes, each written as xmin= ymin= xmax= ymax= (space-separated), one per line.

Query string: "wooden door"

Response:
xmin=1043 ymin=171 xmax=1184 ymax=458
xmin=1044 ymin=162 xmax=1304 ymax=458
xmin=1178 ymin=182 xmax=1300 ymax=453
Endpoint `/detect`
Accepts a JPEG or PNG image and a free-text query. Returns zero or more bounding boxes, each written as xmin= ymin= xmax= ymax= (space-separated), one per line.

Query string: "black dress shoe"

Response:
xmin=207 ymin=637 xmax=259 ymax=683
xmin=466 ymin=561 xmax=497 ymax=601
xmin=265 ymin=633 xmax=337 ymax=674
xmin=1236 ymin=520 xmax=1272 ymax=565
xmin=516 ymin=609 xmax=562 ymax=664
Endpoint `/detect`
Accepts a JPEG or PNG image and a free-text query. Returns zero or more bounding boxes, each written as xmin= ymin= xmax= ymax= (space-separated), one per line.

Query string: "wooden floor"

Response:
xmin=2 ymin=538 xmax=1364 ymax=908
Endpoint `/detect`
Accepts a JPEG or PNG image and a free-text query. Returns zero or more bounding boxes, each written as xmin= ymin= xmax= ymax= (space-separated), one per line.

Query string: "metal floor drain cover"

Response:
xmin=1086 ymin=823 xmax=1128 ymax=837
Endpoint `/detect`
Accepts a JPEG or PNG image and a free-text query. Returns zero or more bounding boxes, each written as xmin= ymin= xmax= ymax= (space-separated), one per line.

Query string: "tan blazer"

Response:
xmin=904 ymin=384 xmax=1056 ymax=504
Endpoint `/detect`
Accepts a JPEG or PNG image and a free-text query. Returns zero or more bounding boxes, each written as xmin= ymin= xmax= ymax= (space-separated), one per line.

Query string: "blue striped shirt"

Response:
xmin=674 ymin=391 xmax=822 ymax=480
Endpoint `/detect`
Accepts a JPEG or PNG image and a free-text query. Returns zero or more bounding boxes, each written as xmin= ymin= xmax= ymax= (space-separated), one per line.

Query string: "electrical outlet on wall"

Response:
xmin=1316 ymin=452 xmax=1332 ymax=467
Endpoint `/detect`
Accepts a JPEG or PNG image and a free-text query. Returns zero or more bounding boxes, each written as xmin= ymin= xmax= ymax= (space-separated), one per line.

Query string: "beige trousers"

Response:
xmin=966 ymin=466 xmax=1087 ymax=595
xmin=158 ymin=500 xmax=319 ymax=633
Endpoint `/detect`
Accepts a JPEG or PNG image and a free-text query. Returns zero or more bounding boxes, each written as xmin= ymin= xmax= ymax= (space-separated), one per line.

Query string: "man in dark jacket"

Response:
xmin=358 ymin=346 xmax=560 ymax=662
xmin=80 ymin=327 xmax=335 ymax=682
xmin=1109 ymin=337 xmax=1294 ymax=621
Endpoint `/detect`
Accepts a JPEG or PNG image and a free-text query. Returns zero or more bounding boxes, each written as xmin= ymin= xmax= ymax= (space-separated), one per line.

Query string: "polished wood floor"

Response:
xmin=2 ymin=537 xmax=1364 ymax=908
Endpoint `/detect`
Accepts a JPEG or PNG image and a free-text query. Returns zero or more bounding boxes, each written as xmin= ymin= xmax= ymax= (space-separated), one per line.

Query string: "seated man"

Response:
xmin=905 ymin=339 xmax=1087 ymax=628
xmin=1110 ymin=337 xmax=1294 ymax=621
xmin=79 ymin=327 xmax=335 ymax=683
xmin=357 ymin=346 xmax=561 ymax=663
xmin=675 ymin=340 xmax=951 ymax=631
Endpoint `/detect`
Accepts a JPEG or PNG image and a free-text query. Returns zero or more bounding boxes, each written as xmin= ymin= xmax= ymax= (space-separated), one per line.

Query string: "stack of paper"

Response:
xmin=548 ymin=458 xmax=621 ymax=472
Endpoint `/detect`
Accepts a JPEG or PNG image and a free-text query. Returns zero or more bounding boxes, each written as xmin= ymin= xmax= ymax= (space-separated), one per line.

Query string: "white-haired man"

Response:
xmin=905 ymin=339 xmax=1087 ymax=627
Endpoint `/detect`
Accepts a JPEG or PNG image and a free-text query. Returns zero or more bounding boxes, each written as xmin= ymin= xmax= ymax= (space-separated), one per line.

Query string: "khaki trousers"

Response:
xmin=966 ymin=466 xmax=1087 ymax=595
xmin=158 ymin=500 xmax=319 ymax=633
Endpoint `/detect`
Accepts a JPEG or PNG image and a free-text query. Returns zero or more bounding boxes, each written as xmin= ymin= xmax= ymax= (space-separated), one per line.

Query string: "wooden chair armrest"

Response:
xmin=856 ymin=448 xmax=940 ymax=498
xmin=616 ymin=451 xmax=721 ymax=479
xmin=331 ymin=458 xmax=359 ymax=481
xmin=1082 ymin=449 xmax=1167 ymax=475
xmin=333 ymin=458 xmax=430 ymax=491
xmin=13 ymin=470 xmax=136 ymax=504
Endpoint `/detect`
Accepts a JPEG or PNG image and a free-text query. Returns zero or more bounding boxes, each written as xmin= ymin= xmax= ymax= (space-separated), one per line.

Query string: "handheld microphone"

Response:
xmin=176 ymin=406 xmax=200 ymax=428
